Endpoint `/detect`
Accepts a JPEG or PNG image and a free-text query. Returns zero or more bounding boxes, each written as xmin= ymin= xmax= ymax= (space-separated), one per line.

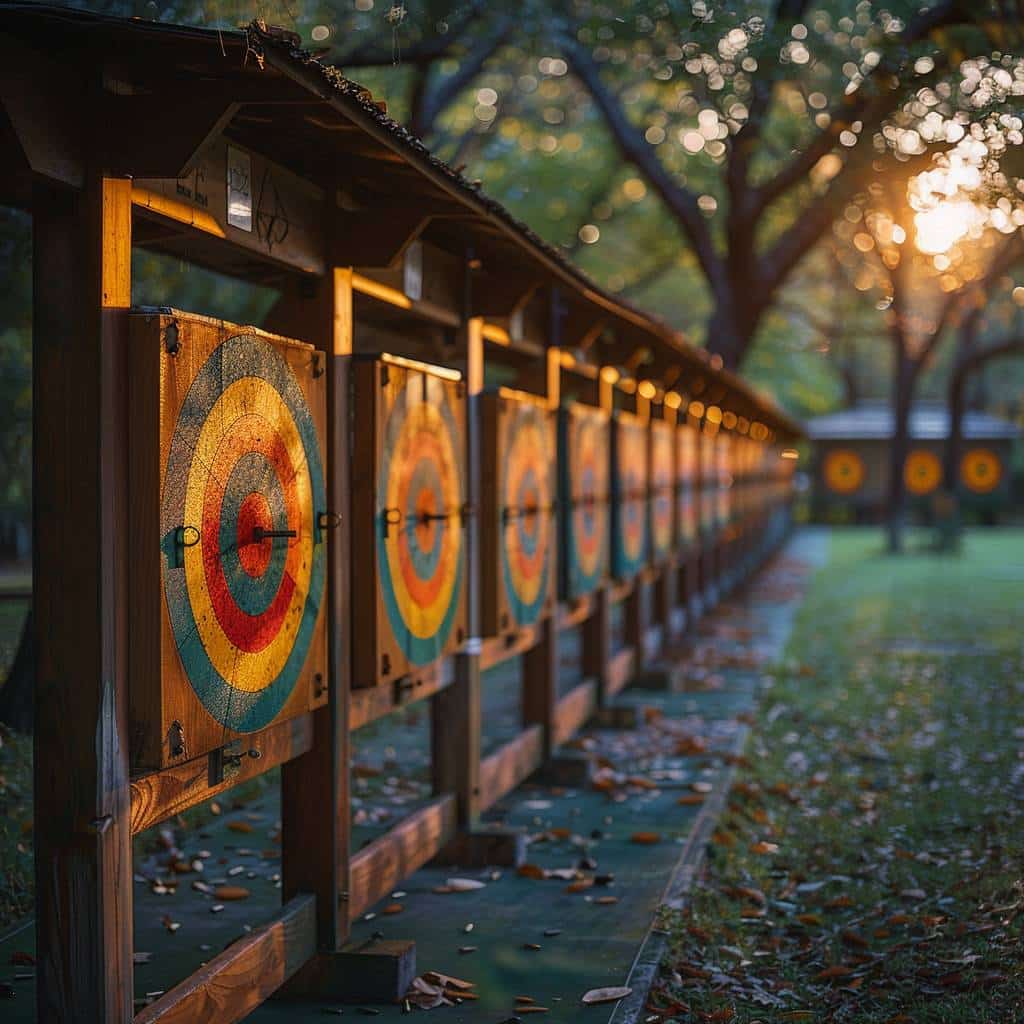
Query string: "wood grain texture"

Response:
xmin=130 ymin=713 xmax=314 ymax=835
xmin=348 ymin=796 xmax=457 ymax=919
xmin=134 ymin=895 xmax=316 ymax=1024
xmin=432 ymin=652 xmax=481 ymax=825
xmin=606 ymin=646 xmax=637 ymax=697
xmin=479 ymin=622 xmax=541 ymax=672
xmin=33 ymin=174 xmax=134 ymax=1022
xmin=552 ymin=680 xmax=598 ymax=747
xmin=478 ymin=724 xmax=544 ymax=811
xmin=522 ymin=615 xmax=558 ymax=758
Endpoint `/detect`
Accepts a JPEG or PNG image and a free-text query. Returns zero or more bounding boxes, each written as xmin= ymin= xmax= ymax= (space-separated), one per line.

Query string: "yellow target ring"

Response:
xmin=960 ymin=448 xmax=1002 ymax=494
xmin=823 ymin=449 xmax=864 ymax=495
xmin=904 ymin=450 xmax=942 ymax=495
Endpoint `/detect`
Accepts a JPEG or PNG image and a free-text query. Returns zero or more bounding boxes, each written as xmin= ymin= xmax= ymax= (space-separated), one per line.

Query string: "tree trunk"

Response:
xmin=0 ymin=607 xmax=33 ymax=733
xmin=886 ymin=349 xmax=915 ymax=554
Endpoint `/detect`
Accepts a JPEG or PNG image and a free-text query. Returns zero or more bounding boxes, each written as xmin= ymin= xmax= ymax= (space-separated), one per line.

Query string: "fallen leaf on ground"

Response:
xmin=581 ymin=986 xmax=631 ymax=1005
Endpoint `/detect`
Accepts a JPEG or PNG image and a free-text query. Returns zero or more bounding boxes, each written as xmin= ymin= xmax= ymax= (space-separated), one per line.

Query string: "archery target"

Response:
xmin=377 ymin=370 xmax=465 ymax=667
xmin=823 ymin=448 xmax=865 ymax=494
xmin=500 ymin=401 xmax=555 ymax=627
xmin=676 ymin=423 xmax=698 ymax=545
xmin=161 ymin=331 xmax=327 ymax=736
xmin=699 ymin=432 xmax=717 ymax=532
xmin=904 ymin=450 xmax=941 ymax=496
xmin=961 ymin=448 xmax=1001 ymax=494
xmin=649 ymin=420 xmax=674 ymax=562
xmin=715 ymin=432 xmax=732 ymax=527
xmin=560 ymin=405 xmax=609 ymax=599
xmin=612 ymin=414 xmax=649 ymax=579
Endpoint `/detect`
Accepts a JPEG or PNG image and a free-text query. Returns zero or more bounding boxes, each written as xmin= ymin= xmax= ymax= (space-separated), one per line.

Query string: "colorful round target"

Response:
xmin=823 ymin=449 xmax=865 ymax=494
xmin=961 ymin=448 xmax=1001 ymax=494
xmin=161 ymin=333 xmax=326 ymax=733
xmin=615 ymin=421 xmax=648 ymax=575
xmin=377 ymin=375 xmax=464 ymax=665
xmin=650 ymin=424 xmax=674 ymax=558
xmin=501 ymin=404 xmax=553 ymax=626
xmin=570 ymin=413 xmax=608 ymax=592
xmin=904 ymin=450 xmax=941 ymax=495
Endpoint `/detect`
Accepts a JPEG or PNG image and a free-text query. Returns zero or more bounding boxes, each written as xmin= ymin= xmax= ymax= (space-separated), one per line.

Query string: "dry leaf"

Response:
xmin=381 ymin=903 xmax=403 ymax=915
xmin=631 ymin=831 xmax=661 ymax=845
xmin=814 ymin=965 xmax=853 ymax=981
xmin=678 ymin=794 xmax=706 ymax=806
xmin=581 ymin=986 xmax=631 ymax=1005
xmin=226 ymin=821 xmax=253 ymax=834
xmin=446 ymin=878 xmax=486 ymax=892
xmin=750 ymin=841 xmax=779 ymax=855
xmin=213 ymin=886 xmax=250 ymax=901
xmin=518 ymin=864 xmax=546 ymax=880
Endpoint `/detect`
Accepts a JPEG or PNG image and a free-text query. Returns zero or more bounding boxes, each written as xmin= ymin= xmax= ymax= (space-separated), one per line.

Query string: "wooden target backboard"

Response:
xmin=676 ymin=420 xmax=699 ymax=548
xmin=481 ymin=389 xmax=557 ymax=636
xmin=351 ymin=355 xmax=468 ymax=689
xmin=128 ymin=310 xmax=330 ymax=771
xmin=559 ymin=402 xmax=610 ymax=601
xmin=611 ymin=411 xmax=649 ymax=581
xmin=648 ymin=418 xmax=675 ymax=566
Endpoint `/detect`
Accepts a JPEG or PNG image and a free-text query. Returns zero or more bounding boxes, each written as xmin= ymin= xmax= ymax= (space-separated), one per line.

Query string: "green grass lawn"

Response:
xmin=652 ymin=529 xmax=1024 ymax=1023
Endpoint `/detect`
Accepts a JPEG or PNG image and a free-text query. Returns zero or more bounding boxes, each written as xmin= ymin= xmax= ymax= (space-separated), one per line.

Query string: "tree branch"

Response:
xmin=561 ymin=35 xmax=729 ymax=303
xmin=410 ymin=17 xmax=513 ymax=138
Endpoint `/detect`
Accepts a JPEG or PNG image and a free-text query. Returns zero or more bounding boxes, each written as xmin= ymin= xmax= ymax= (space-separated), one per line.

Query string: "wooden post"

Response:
xmin=432 ymin=315 xmax=483 ymax=827
xmin=270 ymin=263 xmax=352 ymax=952
xmin=33 ymin=175 xmax=135 ymax=1022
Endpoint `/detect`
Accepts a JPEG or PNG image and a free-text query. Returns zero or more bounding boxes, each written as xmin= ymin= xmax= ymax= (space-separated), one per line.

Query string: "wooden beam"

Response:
xmin=479 ymin=622 xmax=542 ymax=672
xmin=333 ymin=209 xmax=433 ymax=268
xmin=33 ymin=173 xmax=134 ymax=1022
xmin=348 ymin=796 xmax=458 ymax=919
xmin=606 ymin=646 xmax=637 ymax=698
xmin=134 ymin=895 xmax=316 ymax=1024
xmin=552 ymin=680 xmax=598 ymax=747
xmin=268 ymin=238 xmax=353 ymax=954
xmin=130 ymin=714 xmax=314 ymax=835
xmin=349 ymin=659 xmax=451 ymax=731
xmin=522 ymin=616 xmax=558 ymax=759
xmin=478 ymin=724 xmax=545 ymax=811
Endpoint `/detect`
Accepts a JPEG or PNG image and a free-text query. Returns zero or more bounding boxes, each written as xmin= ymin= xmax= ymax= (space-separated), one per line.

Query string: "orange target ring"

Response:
xmin=823 ymin=449 xmax=865 ymax=495
xmin=904 ymin=450 xmax=941 ymax=495
xmin=960 ymin=448 xmax=1002 ymax=494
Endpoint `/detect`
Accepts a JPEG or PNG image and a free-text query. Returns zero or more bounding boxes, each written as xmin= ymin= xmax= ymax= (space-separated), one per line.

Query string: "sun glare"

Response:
xmin=913 ymin=200 xmax=984 ymax=255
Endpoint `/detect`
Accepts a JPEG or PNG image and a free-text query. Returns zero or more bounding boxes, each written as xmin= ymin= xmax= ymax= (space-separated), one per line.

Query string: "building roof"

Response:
xmin=0 ymin=3 xmax=802 ymax=439
xmin=806 ymin=402 xmax=1020 ymax=441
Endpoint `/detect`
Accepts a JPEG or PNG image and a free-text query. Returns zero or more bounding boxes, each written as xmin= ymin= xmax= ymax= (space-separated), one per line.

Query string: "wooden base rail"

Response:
xmin=479 ymin=724 xmax=545 ymax=811
xmin=606 ymin=646 xmax=637 ymax=697
xmin=134 ymin=895 xmax=317 ymax=1024
xmin=552 ymin=679 xmax=598 ymax=747
xmin=130 ymin=715 xmax=315 ymax=836
xmin=348 ymin=795 xmax=458 ymax=920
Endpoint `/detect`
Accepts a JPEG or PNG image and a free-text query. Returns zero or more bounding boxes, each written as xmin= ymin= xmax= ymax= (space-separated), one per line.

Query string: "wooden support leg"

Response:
xmin=34 ymin=176 xmax=135 ymax=1022
xmin=523 ymin=615 xmax=558 ymax=758
xmin=268 ymin=268 xmax=353 ymax=960
xmin=623 ymin=583 xmax=644 ymax=675
xmin=433 ymin=653 xmax=482 ymax=828
xmin=582 ymin=588 xmax=611 ymax=705
xmin=280 ymin=937 xmax=417 ymax=1004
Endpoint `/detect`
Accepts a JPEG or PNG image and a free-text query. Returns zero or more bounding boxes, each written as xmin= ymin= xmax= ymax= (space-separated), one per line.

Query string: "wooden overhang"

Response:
xmin=0 ymin=2 xmax=801 ymax=440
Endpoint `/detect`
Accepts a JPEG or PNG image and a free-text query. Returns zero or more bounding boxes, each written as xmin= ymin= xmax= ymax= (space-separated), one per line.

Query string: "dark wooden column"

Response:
xmin=432 ymin=316 xmax=483 ymax=828
xmin=33 ymin=174 xmax=135 ymax=1022
xmin=269 ymin=265 xmax=353 ymax=952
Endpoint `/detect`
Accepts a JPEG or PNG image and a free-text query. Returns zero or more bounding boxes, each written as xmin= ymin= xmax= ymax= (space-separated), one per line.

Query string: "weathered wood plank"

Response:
xmin=33 ymin=174 xmax=134 ymax=1022
xmin=479 ymin=622 xmax=542 ymax=672
xmin=134 ymin=895 xmax=317 ymax=1024
xmin=348 ymin=796 xmax=457 ymax=920
xmin=349 ymin=659 xmax=451 ymax=731
xmin=478 ymin=724 xmax=544 ymax=811
xmin=606 ymin=646 xmax=637 ymax=697
xmin=552 ymin=680 xmax=598 ymax=747
xmin=130 ymin=714 xmax=314 ymax=835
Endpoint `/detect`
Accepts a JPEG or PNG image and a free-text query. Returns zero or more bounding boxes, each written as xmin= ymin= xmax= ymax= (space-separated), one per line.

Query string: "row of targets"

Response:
xmin=138 ymin=313 xmax=784 ymax=771
xmin=824 ymin=447 xmax=1005 ymax=497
